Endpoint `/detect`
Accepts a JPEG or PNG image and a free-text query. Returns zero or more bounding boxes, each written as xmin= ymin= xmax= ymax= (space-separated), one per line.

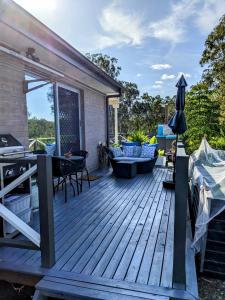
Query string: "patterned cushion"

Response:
xmin=123 ymin=145 xmax=134 ymax=157
xmin=111 ymin=147 xmax=124 ymax=158
xmin=45 ymin=144 xmax=56 ymax=156
xmin=133 ymin=146 xmax=142 ymax=157
xmin=140 ymin=145 xmax=156 ymax=158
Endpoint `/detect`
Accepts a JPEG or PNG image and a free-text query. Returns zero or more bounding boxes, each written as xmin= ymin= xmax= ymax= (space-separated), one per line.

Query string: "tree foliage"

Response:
xmin=28 ymin=117 xmax=55 ymax=139
xmin=86 ymin=52 xmax=175 ymax=136
xmin=200 ymin=14 xmax=225 ymax=123
xmin=184 ymin=82 xmax=221 ymax=153
xmin=86 ymin=53 xmax=121 ymax=79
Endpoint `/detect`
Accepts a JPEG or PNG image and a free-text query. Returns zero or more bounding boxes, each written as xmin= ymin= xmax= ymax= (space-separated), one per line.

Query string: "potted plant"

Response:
xmin=126 ymin=130 xmax=148 ymax=145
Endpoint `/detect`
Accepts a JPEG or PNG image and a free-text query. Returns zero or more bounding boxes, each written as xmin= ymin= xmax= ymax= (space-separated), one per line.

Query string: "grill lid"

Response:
xmin=0 ymin=134 xmax=22 ymax=147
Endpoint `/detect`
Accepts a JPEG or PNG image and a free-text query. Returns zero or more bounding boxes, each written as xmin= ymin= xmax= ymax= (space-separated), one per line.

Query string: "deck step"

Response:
xmin=203 ymin=269 xmax=225 ymax=280
xmin=214 ymin=211 xmax=225 ymax=220
xmin=208 ymin=219 xmax=225 ymax=231
xmin=207 ymin=229 xmax=225 ymax=242
xmin=35 ymin=275 xmax=169 ymax=300
xmin=205 ymin=250 xmax=225 ymax=263
xmin=207 ymin=239 xmax=225 ymax=252
xmin=204 ymin=259 xmax=225 ymax=274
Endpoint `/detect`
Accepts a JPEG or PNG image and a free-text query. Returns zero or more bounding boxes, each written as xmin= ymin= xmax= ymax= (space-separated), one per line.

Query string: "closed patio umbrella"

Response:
xmin=163 ymin=75 xmax=187 ymax=189
xmin=168 ymin=74 xmax=187 ymax=135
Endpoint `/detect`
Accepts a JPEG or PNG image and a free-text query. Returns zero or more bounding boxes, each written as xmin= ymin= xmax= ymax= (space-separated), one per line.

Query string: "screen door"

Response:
xmin=57 ymin=86 xmax=80 ymax=154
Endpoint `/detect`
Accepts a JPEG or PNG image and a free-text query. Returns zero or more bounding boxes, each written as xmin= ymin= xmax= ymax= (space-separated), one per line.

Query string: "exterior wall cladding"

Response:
xmin=0 ymin=52 xmax=28 ymax=147
xmin=83 ymin=89 xmax=106 ymax=171
xmin=0 ymin=51 xmax=106 ymax=171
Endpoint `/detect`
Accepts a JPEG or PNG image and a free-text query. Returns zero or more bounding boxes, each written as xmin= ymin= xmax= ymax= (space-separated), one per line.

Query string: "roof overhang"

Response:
xmin=0 ymin=0 xmax=123 ymax=96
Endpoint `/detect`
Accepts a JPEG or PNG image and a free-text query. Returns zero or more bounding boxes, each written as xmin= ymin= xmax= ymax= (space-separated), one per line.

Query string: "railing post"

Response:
xmin=37 ymin=155 xmax=55 ymax=268
xmin=173 ymin=144 xmax=189 ymax=289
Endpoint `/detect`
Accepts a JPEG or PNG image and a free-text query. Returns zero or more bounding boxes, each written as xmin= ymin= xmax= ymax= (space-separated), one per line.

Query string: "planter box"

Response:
xmin=4 ymin=194 xmax=31 ymax=215
xmin=4 ymin=208 xmax=32 ymax=234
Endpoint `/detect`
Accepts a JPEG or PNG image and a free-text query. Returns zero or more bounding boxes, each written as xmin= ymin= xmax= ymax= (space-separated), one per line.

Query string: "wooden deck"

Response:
xmin=0 ymin=167 xmax=198 ymax=299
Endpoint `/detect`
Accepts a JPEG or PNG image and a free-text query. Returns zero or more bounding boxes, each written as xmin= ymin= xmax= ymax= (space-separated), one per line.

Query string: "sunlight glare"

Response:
xmin=14 ymin=0 xmax=57 ymax=12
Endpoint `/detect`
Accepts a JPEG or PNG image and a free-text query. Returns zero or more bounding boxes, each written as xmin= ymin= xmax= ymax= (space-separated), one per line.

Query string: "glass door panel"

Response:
xmin=58 ymin=86 xmax=80 ymax=154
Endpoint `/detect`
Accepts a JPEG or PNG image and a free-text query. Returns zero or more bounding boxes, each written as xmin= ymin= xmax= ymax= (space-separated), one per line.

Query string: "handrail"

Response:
xmin=0 ymin=204 xmax=40 ymax=246
xmin=0 ymin=156 xmax=55 ymax=267
xmin=28 ymin=137 xmax=55 ymax=149
xmin=0 ymin=165 xmax=37 ymax=199
xmin=0 ymin=165 xmax=40 ymax=246
xmin=173 ymin=142 xmax=189 ymax=289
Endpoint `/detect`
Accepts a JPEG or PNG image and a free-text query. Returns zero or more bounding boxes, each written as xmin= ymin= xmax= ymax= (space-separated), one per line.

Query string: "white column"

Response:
xmin=108 ymin=98 xmax=120 ymax=144
xmin=114 ymin=105 xmax=118 ymax=144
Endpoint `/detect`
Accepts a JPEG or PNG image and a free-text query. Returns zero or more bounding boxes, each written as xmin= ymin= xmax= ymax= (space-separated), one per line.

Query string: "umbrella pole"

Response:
xmin=163 ymin=134 xmax=178 ymax=189
xmin=172 ymin=134 xmax=179 ymax=183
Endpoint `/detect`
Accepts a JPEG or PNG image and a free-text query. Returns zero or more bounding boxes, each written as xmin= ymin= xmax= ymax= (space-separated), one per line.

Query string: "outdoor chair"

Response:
xmin=52 ymin=156 xmax=79 ymax=203
xmin=71 ymin=150 xmax=90 ymax=192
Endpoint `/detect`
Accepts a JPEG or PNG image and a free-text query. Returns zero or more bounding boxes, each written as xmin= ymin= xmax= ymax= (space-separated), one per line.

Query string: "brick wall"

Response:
xmin=0 ymin=52 xmax=28 ymax=147
xmin=83 ymin=89 xmax=106 ymax=171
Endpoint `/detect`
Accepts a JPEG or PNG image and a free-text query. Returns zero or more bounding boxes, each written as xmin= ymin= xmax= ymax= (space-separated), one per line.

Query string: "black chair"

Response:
xmin=71 ymin=150 xmax=90 ymax=192
xmin=52 ymin=157 xmax=79 ymax=203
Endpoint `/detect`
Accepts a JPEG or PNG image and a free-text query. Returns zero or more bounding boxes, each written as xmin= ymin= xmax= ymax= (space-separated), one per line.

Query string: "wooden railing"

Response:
xmin=173 ymin=142 xmax=189 ymax=289
xmin=29 ymin=137 xmax=55 ymax=151
xmin=0 ymin=155 xmax=55 ymax=268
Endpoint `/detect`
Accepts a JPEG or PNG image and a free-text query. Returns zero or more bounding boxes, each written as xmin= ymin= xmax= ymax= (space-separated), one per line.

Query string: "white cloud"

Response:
xmin=97 ymin=2 xmax=147 ymax=49
xmin=96 ymin=0 xmax=225 ymax=49
xmin=148 ymin=0 xmax=197 ymax=43
xmin=136 ymin=73 xmax=142 ymax=77
xmin=152 ymin=84 xmax=162 ymax=89
xmin=161 ymin=74 xmax=176 ymax=80
xmin=148 ymin=0 xmax=225 ymax=43
xmin=155 ymin=80 xmax=163 ymax=84
xmin=151 ymin=64 xmax=172 ymax=70
xmin=195 ymin=0 xmax=225 ymax=34
xmin=177 ymin=72 xmax=191 ymax=79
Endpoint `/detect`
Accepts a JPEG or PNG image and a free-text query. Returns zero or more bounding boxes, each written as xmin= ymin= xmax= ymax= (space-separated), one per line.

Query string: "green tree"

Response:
xmin=86 ymin=53 xmax=121 ymax=79
xmin=28 ymin=117 xmax=55 ymax=139
xmin=200 ymin=14 xmax=225 ymax=124
xmin=118 ymin=81 xmax=140 ymax=133
xmin=184 ymin=82 xmax=221 ymax=153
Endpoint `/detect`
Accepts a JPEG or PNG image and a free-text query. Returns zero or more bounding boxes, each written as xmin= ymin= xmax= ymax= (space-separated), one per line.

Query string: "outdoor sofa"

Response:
xmin=105 ymin=144 xmax=158 ymax=177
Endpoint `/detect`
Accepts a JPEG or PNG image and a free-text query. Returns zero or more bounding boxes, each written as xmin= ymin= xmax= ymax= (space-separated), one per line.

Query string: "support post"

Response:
xmin=37 ymin=155 xmax=55 ymax=268
xmin=114 ymin=106 xmax=118 ymax=144
xmin=106 ymin=97 xmax=109 ymax=148
xmin=108 ymin=97 xmax=120 ymax=145
xmin=173 ymin=144 xmax=189 ymax=289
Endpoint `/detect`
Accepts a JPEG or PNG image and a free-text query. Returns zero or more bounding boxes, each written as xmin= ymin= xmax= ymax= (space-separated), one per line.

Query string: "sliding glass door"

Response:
xmin=56 ymin=85 xmax=81 ymax=155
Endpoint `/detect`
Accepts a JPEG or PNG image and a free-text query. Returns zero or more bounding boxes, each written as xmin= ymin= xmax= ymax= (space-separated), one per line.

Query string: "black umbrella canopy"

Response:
xmin=168 ymin=75 xmax=187 ymax=134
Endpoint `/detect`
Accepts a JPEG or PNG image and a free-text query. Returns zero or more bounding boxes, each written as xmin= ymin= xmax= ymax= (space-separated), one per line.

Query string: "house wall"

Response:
xmin=0 ymin=52 xmax=28 ymax=146
xmin=83 ymin=89 xmax=106 ymax=171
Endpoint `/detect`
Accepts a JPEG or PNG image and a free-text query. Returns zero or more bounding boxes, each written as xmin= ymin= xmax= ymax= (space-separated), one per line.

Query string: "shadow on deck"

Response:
xmin=0 ymin=167 xmax=198 ymax=299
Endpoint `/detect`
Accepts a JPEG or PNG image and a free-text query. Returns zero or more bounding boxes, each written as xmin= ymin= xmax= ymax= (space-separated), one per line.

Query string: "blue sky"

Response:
xmin=15 ymin=0 xmax=225 ymax=99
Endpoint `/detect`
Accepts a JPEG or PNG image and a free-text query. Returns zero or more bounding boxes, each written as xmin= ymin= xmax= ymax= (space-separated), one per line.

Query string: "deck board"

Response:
xmin=0 ymin=167 xmax=198 ymax=299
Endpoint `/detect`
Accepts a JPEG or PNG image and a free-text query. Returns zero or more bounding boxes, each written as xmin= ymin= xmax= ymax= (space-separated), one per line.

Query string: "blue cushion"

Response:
xmin=133 ymin=146 xmax=142 ymax=157
xmin=166 ymin=135 xmax=176 ymax=139
xmin=123 ymin=145 xmax=134 ymax=157
xmin=144 ymin=143 xmax=159 ymax=149
xmin=140 ymin=145 xmax=156 ymax=158
xmin=111 ymin=147 xmax=124 ymax=158
xmin=122 ymin=141 xmax=141 ymax=146
xmin=45 ymin=144 xmax=56 ymax=156
xmin=114 ymin=157 xmax=154 ymax=162
xmin=157 ymin=124 xmax=164 ymax=136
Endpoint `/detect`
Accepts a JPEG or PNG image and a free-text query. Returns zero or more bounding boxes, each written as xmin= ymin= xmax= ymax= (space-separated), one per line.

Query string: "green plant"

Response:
xmin=112 ymin=143 xmax=120 ymax=147
xmin=158 ymin=149 xmax=165 ymax=156
xmin=149 ymin=135 xmax=158 ymax=144
xmin=209 ymin=136 xmax=225 ymax=150
xmin=127 ymin=130 xmax=148 ymax=144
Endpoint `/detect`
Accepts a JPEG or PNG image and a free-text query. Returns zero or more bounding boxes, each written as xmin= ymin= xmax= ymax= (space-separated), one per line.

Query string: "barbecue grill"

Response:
xmin=0 ymin=134 xmax=32 ymax=237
